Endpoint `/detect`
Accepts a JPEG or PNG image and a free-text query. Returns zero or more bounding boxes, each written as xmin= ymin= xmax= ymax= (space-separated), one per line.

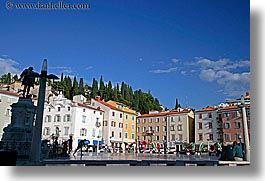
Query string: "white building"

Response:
xmin=194 ymin=107 xmax=219 ymax=147
xmin=0 ymin=90 xmax=20 ymax=139
xmin=42 ymin=93 xmax=104 ymax=149
xmin=91 ymin=96 xmax=123 ymax=148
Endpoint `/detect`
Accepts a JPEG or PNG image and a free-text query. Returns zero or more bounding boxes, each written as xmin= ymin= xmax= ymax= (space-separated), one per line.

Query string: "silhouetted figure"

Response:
xmin=219 ymin=143 xmax=234 ymax=161
xmin=20 ymin=66 xmax=39 ymax=97
xmin=73 ymin=139 xmax=86 ymax=156
xmin=68 ymin=136 xmax=73 ymax=154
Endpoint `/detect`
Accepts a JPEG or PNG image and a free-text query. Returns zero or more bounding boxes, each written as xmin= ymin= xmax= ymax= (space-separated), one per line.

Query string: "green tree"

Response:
xmin=91 ymin=78 xmax=98 ymax=98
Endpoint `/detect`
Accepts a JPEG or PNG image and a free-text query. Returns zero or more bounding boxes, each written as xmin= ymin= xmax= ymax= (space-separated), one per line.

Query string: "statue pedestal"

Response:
xmin=1 ymin=97 xmax=36 ymax=158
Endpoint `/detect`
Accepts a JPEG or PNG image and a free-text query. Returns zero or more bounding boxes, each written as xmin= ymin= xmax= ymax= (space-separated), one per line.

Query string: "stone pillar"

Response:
xmin=1 ymin=97 xmax=36 ymax=158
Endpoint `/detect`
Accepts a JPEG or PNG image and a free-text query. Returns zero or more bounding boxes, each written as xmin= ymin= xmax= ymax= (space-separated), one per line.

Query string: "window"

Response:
xmin=143 ymin=119 xmax=146 ymax=123
xmin=225 ymin=134 xmax=231 ymax=141
xmin=208 ymin=112 xmax=212 ymax=118
xmin=171 ymin=134 xmax=176 ymax=141
xmin=132 ymin=124 xmax=135 ymax=130
xmin=48 ymin=108 xmax=51 ymax=112
xmin=125 ymin=132 xmax=128 ymax=139
xmin=209 ymin=134 xmax=213 ymax=140
xmin=198 ymin=133 xmax=203 ymax=141
xmin=170 ymin=125 xmax=175 ymax=131
xmin=125 ymin=123 xmax=128 ymax=129
xmin=103 ymin=121 xmax=108 ymax=126
xmin=119 ymin=123 xmax=123 ymax=128
xmin=149 ymin=118 xmax=152 ymax=123
xmin=178 ymin=134 xmax=183 ymax=141
xmin=119 ymin=132 xmax=122 ymax=138
xmin=112 ymin=112 xmax=115 ymax=116
xmin=64 ymin=127 xmax=69 ymax=135
xmin=44 ymin=127 xmax=50 ymax=136
xmin=208 ymin=122 xmax=212 ymax=129
xmin=149 ymin=126 xmax=153 ymax=131
xmin=163 ymin=136 xmax=167 ymax=141
xmin=137 ymin=119 xmax=140 ymax=123
xmin=156 ymin=118 xmax=160 ymax=123
xmin=178 ymin=117 xmax=181 ymax=122
xmin=171 ymin=117 xmax=174 ymax=122
xmin=163 ymin=126 xmax=167 ymax=132
xmin=224 ymin=112 xmax=229 ymax=118
xmin=5 ymin=108 xmax=11 ymax=116
xmin=224 ymin=122 xmax=230 ymax=129
xmin=92 ymin=129 xmax=96 ymax=137
xmin=132 ymin=133 xmax=135 ymax=139
xmin=132 ymin=116 xmax=135 ymax=121
xmin=177 ymin=125 xmax=182 ymax=131
xmin=111 ymin=131 xmax=114 ymax=137
xmin=198 ymin=122 xmax=202 ymax=129
xmin=125 ymin=114 xmax=128 ymax=119
xmin=111 ymin=121 xmax=116 ymax=127
xmin=199 ymin=114 xmax=202 ymax=119
xmin=55 ymin=115 xmax=61 ymax=122
xmin=137 ymin=127 xmax=139 ymax=133
xmin=235 ymin=122 xmax=241 ymax=129
xmin=66 ymin=115 xmax=71 ymax=122
xmin=82 ymin=115 xmax=86 ymax=123
xmin=156 ymin=126 xmax=160 ymax=132
xmin=67 ymin=107 xmax=71 ymax=111
xmin=120 ymin=113 xmax=123 ymax=118
xmin=83 ymin=109 xmax=86 ymax=113
xmin=143 ymin=127 xmax=146 ymax=132
xmin=80 ymin=128 xmax=87 ymax=136
xmin=156 ymin=136 xmax=159 ymax=141
xmin=57 ymin=107 xmax=61 ymax=111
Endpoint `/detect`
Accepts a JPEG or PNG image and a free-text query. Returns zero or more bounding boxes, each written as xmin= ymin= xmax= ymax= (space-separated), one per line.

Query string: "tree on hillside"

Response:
xmin=91 ymin=78 xmax=98 ymax=98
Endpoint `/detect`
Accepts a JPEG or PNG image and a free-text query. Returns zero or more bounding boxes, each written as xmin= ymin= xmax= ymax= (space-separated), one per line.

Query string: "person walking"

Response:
xmin=73 ymin=139 xmax=86 ymax=156
xmin=232 ymin=141 xmax=244 ymax=161
xmin=156 ymin=142 xmax=161 ymax=154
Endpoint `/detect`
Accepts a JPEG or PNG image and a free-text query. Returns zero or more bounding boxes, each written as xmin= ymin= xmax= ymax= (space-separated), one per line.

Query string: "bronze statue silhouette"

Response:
xmin=20 ymin=67 xmax=39 ymax=98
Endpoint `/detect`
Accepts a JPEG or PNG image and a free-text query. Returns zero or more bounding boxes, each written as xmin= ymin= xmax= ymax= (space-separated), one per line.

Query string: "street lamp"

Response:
xmin=239 ymin=95 xmax=250 ymax=161
xmin=30 ymin=59 xmax=59 ymax=163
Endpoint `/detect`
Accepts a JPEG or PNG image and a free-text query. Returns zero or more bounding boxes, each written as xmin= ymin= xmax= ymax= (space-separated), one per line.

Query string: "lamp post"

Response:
xmin=240 ymin=95 xmax=250 ymax=161
xmin=29 ymin=59 xmax=59 ymax=163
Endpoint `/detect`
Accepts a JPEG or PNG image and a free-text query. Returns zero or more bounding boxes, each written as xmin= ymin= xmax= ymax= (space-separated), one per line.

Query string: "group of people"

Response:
xmin=219 ymin=141 xmax=244 ymax=161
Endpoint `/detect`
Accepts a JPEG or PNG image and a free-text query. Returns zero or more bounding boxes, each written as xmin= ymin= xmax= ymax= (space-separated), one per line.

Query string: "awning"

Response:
xmin=93 ymin=140 xmax=104 ymax=145
xmin=78 ymin=139 xmax=90 ymax=145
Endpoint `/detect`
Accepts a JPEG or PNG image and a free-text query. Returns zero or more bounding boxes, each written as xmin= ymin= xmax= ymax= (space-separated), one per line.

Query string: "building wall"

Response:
xmin=136 ymin=114 xmax=167 ymax=145
xmin=0 ymin=91 xmax=19 ymax=139
xmin=42 ymin=94 xmax=104 ymax=149
xmin=220 ymin=106 xmax=250 ymax=145
xmin=195 ymin=108 xmax=218 ymax=146
xmin=107 ymin=100 xmax=137 ymax=144
xmin=91 ymin=98 xmax=123 ymax=147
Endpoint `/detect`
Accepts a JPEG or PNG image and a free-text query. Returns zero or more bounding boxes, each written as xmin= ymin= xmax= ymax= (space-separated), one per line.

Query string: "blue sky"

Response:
xmin=0 ymin=0 xmax=250 ymax=110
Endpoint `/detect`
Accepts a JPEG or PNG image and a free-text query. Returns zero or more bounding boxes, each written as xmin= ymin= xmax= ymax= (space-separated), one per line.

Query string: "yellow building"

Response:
xmin=107 ymin=100 xmax=137 ymax=149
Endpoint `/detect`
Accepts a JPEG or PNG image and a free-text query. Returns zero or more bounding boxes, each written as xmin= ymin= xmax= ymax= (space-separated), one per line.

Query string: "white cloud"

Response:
xmin=49 ymin=66 xmax=73 ymax=74
xmin=199 ymin=69 xmax=216 ymax=82
xmin=149 ymin=67 xmax=177 ymax=74
xmin=85 ymin=66 xmax=93 ymax=70
xmin=0 ymin=57 xmax=21 ymax=75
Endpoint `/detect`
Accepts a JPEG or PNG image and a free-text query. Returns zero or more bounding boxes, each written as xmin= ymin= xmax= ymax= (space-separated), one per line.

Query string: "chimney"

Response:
xmin=95 ymin=96 xmax=101 ymax=101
